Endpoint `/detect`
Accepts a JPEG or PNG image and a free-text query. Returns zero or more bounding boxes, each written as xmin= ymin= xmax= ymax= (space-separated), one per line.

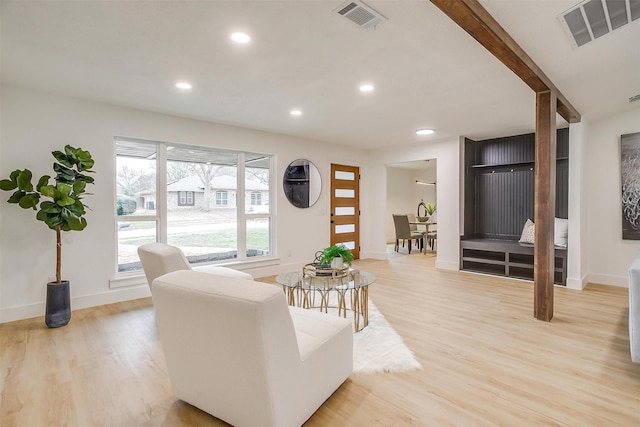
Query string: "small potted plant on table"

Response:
xmin=320 ymin=244 xmax=354 ymax=269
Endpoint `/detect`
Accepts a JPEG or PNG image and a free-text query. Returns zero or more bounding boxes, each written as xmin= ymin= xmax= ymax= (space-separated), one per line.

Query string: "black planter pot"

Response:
xmin=45 ymin=280 xmax=71 ymax=328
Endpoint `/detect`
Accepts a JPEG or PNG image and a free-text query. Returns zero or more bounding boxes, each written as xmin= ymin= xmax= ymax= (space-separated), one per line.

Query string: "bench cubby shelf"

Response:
xmin=460 ymin=239 xmax=567 ymax=286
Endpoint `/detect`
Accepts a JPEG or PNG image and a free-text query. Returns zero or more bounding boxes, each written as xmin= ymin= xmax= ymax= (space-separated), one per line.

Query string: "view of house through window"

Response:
xmin=116 ymin=138 xmax=273 ymax=273
xmin=178 ymin=191 xmax=194 ymax=206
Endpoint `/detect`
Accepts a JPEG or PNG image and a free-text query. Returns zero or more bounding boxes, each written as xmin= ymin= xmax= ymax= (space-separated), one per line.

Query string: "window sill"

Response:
xmin=110 ymin=256 xmax=281 ymax=289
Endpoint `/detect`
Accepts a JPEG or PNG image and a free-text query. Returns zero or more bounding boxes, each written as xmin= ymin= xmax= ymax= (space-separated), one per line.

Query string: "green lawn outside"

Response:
xmin=121 ymin=228 xmax=269 ymax=250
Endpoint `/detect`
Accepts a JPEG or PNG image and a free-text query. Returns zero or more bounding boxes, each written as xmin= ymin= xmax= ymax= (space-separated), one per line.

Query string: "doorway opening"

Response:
xmin=385 ymin=159 xmax=437 ymax=255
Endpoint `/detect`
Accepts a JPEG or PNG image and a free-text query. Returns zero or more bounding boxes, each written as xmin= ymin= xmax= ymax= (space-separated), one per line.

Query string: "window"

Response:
xmin=215 ymin=191 xmax=228 ymax=206
xmin=115 ymin=138 xmax=273 ymax=273
xmin=178 ymin=191 xmax=195 ymax=206
xmin=251 ymin=192 xmax=261 ymax=206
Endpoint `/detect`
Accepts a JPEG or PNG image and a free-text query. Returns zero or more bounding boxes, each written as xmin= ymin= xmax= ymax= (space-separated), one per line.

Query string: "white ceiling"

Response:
xmin=2 ymin=0 xmax=639 ymax=150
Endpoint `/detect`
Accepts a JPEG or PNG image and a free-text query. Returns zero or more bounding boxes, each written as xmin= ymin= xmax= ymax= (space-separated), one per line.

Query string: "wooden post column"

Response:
xmin=534 ymin=90 xmax=557 ymax=321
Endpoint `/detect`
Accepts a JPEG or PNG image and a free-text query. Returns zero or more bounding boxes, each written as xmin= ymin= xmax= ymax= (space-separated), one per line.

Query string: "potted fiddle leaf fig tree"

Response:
xmin=0 ymin=145 xmax=95 ymax=328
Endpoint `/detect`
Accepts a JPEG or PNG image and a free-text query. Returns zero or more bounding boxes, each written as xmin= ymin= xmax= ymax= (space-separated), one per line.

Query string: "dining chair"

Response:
xmin=426 ymin=228 xmax=437 ymax=251
xmin=392 ymin=214 xmax=424 ymax=254
xmin=425 ymin=213 xmax=437 ymax=252
xmin=407 ymin=212 xmax=419 ymax=232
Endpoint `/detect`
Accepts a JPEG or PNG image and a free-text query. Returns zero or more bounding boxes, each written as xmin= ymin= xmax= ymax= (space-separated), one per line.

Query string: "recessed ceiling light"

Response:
xmin=359 ymin=84 xmax=374 ymax=92
xmin=290 ymin=109 xmax=302 ymax=116
xmin=231 ymin=32 xmax=251 ymax=44
xmin=416 ymin=129 xmax=435 ymax=136
xmin=175 ymin=82 xmax=192 ymax=90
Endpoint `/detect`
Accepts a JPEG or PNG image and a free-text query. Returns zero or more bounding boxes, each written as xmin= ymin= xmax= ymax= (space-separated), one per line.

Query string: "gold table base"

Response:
xmin=282 ymin=268 xmax=370 ymax=332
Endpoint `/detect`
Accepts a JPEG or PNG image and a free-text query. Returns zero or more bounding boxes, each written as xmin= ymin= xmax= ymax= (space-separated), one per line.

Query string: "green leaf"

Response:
xmin=73 ymin=180 xmax=86 ymax=194
xmin=70 ymin=146 xmax=95 ymax=171
xmin=40 ymin=200 xmax=60 ymax=214
xmin=7 ymin=190 xmax=25 ymax=204
xmin=9 ymin=170 xmax=20 ymax=183
xmin=53 ymin=163 xmax=75 ymax=180
xmin=47 ymin=215 xmax=64 ymax=229
xmin=66 ymin=214 xmax=86 ymax=231
xmin=0 ymin=179 xmax=17 ymax=191
xmin=76 ymin=173 xmax=95 ymax=184
xmin=57 ymin=182 xmax=72 ymax=195
xmin=18 ymin=193 xmax=40 ymax=209
xmin=36 ymin=209 xmax=47 ymax=222
xmin=52 ymin=150 xmax=73 ymax=168
xmin=66 ymin=201 xmax=85 ymax=216
xmin=40 ymin=185 xmax=57 ymax=198
xmin=61 ymin=209 xmax=72 ymax=222
xmin=36 ymin=175 xmax=51 ymax=192
xmin=56 ymin=194 xmax=75 ymax=207
xmin=16 ymin=170 xmax=33 ymax=192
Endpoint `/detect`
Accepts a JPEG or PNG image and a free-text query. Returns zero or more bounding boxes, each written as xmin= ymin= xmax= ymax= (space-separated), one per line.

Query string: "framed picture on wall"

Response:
xmin=621 ymin=132 xmax=640 ymax=240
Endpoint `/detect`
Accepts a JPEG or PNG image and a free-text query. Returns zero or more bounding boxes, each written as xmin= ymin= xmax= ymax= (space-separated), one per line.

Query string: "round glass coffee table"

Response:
xmin=275 ymin=266 xmax=376 ymax=332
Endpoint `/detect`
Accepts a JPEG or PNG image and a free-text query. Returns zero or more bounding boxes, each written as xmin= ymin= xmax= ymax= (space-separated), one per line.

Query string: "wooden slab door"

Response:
xmin=330 ymin=164 xmax=360 ymax=260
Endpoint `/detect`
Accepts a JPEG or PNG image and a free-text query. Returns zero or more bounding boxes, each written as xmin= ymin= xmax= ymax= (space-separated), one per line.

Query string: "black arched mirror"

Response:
xmin=283 ymin=159 xmax=321 ymax=208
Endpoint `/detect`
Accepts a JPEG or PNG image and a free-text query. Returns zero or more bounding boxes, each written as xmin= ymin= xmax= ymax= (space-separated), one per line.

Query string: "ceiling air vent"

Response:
xmin=334 ymin=1 xmax=387 ymax=29
xmin=559 ymin=0 xmax=640 ymax=48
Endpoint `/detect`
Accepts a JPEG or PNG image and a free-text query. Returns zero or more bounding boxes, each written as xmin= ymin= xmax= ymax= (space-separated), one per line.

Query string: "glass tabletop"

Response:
xmin=275 ymin=268 xmax=375 ymax=291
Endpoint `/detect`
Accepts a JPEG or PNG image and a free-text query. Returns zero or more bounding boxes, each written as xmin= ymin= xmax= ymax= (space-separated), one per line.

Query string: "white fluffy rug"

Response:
xmin=351 ymin=300 xmax=422 ymax=374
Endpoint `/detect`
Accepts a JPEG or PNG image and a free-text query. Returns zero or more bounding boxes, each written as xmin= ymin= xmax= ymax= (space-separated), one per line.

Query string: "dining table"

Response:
xmin=409 ymin=221 xmax=437 ymax=252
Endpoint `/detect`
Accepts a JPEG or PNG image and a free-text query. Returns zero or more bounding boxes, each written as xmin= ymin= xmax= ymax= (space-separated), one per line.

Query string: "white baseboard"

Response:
xmin=0 ymin=285 xmax=151 ymax=324
xmin=362 ymin=251 xmax=388 ymax=260
xmin=0 ymin=302 xmax=46 ymax=324
xmin=566 ymin=275 xmax=588 ymax=290
xmin=435 ymin=259 xmax=459 ymax=271
xmin=587 ymin=273 xmax=629 ymax=288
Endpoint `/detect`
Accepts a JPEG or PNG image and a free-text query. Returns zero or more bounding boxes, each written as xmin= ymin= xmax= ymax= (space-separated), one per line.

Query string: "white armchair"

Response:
xmin=137 ymin=242 xmax=253 ymax=287
xmin=151 ymin=270 xmax=353 ymax=427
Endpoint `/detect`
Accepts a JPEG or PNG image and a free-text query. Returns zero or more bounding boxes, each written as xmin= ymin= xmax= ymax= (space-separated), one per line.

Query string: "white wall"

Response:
xmin=366 ymin=138 xmax=460 ymax=270
xmin=586 ymin=106 xmax=640 ymax=286
xmin=566 ymin=120 xmax=588 ymax=289
xmin=412 ymin=164 xmax=437 ymax=208
xmin=385 ymin=167 xmax=414 ymax=243
xmin=0 ymin=85 xmax=367 ymax=322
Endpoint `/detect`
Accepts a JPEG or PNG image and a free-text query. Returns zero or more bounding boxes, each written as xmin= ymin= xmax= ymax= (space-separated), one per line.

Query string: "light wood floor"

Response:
xmin=2 ymin=251 xmax=639 ymax=426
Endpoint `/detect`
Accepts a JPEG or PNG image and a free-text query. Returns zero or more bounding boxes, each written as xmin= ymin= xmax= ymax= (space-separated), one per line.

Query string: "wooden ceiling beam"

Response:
xmin=430 ymin=0 xmax=581 ymax=123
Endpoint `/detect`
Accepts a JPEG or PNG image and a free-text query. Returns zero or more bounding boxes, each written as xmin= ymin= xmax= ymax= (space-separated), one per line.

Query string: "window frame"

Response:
xmin=251 ymin=191 xmax=262 ymax=206
xmin=115 ymin=138 xmax=275 ymax=275
xmin=178 ymin=191 xmax=195 ymax=206
xmin=215 ymin=190 xmax=229 ymax=207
